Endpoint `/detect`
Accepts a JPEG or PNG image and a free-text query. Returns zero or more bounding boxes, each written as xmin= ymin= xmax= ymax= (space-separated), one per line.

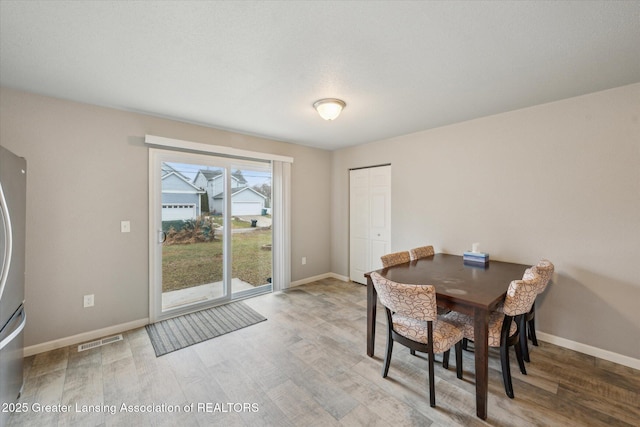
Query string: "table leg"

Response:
xmin=367 ymin=276 xmax=377 ymax=357
xmin=473 ymin=307 xmax=489 ymax=420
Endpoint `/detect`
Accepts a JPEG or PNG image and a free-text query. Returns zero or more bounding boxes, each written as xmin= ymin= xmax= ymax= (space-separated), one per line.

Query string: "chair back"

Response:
xmin=380 ymin=251 xmax=411 ymax=268
xmin=370 ymin=272 xmax=437 ymax=322
xmin=502 ymin=269 xmax=542 ymax=317
xmin=535 ymin=259 xmax=554 ymax=293
xmin=410 ymin=245 xmax=435 ymax=260
xmin=523 ymin=259 xmax=554 ymax=294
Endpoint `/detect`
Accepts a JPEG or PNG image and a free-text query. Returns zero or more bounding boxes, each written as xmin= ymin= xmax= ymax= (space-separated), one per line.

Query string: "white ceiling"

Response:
xmin=1 ymin=1 xmax=639 ymax=150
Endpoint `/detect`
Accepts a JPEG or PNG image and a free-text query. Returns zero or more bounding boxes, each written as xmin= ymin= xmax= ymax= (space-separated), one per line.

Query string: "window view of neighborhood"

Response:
xmin=160 ymin=162 xmax=272 ymax=311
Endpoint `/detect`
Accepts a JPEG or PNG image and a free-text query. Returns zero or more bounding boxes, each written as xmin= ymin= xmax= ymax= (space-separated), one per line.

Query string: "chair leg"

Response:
xmin=382 ymin=335 xmax=393 ymax=378
xmin=442 ymin=349 xmax=450 ymax=369
xmin=428 ymin=349 xmax=436 ymax=407
xmin=410 ymin=349 xmax=416 ymax=356
xmin=514 ymin=340 xmax=527 ymax=375
xmin=455 ymin=341 xmax=463 ymax=379
xmin=528 ymin=315 xmax=538 ymax=346
xmin=462 ymin=338 xmax=469 ymax=351
xmin=520 ymin=315 xmax=531 ymax=363
xmin=500 ymin=343 xmax=515 ymax=399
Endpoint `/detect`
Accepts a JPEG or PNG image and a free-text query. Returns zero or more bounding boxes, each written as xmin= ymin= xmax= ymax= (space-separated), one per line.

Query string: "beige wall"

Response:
xmin=0 ymin=87 xmax=332 ymax=347
xmin=2 ymin=83 xmax=639 ymax=361
xmin=332 ymin=83 xmax=640 ymax=360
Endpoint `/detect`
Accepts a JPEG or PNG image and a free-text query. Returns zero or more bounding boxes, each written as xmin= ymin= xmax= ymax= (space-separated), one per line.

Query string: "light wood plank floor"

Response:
xmin=8 ymin=278 xmax=640 ymax=426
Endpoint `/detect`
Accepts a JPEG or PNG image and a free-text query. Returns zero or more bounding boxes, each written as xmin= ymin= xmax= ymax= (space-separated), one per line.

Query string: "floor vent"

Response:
xmin=78 ymin=334 xmax=123 ymax=352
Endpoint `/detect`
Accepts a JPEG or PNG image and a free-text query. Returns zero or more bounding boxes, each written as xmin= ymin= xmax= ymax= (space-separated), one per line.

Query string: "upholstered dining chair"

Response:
xmin=370 ymin=272 xmax=463 ymax=407
xmin=520 ymin=259 xmax=554 ymax=362
xmin=380 ymin=251 xmax=411 ymax=268
xmin=409 ymin=245 xmax=435 ymax=261
xmin=443 ymin=269 xmax=542 ymax=398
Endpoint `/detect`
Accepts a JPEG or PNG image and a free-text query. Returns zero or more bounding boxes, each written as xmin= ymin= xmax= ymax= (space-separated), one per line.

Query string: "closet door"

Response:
xmin=349 ymin=165 xmax=391 ymax=284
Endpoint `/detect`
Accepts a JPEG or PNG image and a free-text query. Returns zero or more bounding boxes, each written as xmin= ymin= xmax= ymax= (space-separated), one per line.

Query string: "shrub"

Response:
xmin=163 ymin=216 xmax=218 ymax=245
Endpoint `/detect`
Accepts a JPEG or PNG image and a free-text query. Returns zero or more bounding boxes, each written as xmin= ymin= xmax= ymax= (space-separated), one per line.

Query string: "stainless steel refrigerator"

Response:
xmin=0 ymin=145 xmax=27 ymax=425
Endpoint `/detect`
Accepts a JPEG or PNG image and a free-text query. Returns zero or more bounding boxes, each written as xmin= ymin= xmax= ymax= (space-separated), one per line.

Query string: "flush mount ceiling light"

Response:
xmin=313 ymin=98 xmax=346 ymax=121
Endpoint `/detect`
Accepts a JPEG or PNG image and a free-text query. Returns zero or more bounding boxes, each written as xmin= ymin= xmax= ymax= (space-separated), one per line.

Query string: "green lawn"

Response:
xmin=211 ymin=216 xmax=253 ymax=228
xmin=162 ymin=229 xmax=272 ymax=292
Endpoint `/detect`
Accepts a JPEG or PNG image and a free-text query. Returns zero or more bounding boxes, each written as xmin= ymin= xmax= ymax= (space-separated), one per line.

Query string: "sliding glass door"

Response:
xmin=150 ymin=149 xmax=272 ymax=321
xmin=227 ymin=162 xmax=273 ymax=299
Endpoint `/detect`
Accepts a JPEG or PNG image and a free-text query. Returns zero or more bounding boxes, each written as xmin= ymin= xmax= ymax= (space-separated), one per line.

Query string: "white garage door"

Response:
xmin=162 ymin=204 xmax=197 ymax=221
xmin=232 ymin=202 xmax=262 ymax=216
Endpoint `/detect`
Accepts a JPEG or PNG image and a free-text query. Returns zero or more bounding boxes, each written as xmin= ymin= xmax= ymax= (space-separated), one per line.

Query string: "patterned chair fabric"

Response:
xmin=523 ymin=260 xmax=553 ymax=291
xmin=372 ymin=272 xmax=463 ymax=353
xmin=373 ymin=272 xmax=438 ymax=322
xmin=492 ymin=269 xmax=542 ymax=319
xmin=370 ymin=272 xmax=464 ymax=407
xmin=409 ymin=245 xmax=435 ymax=261
xmin=520 ymin=259 xmax=554 ymax=363
xmin=496 ymin=267 xmax=536 ymax=313
xmin=441 ymin=310 xmax=516 ymax=348
xmin=535 ymin=259 xmax=554 ymax=293
xmin=502 ymin=276 xmax=542 ymax=317
xmin=392 ymin=314 xmax=465 ymax=353
xmin=380 ymin=251 xmax=411 ymax=268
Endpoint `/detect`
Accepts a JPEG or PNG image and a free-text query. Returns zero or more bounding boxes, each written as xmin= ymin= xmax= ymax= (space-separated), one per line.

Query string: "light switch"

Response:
xmin=121 ymin=221 xmax=131 ymax=233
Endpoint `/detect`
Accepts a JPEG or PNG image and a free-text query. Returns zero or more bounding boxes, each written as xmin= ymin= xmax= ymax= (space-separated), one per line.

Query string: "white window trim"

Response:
xmin=145 ymin=134 xmax=293 ymax=164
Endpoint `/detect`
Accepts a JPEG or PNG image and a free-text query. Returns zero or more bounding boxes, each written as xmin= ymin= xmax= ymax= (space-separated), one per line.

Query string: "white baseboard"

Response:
xmin=329 ymin=272 xmax=350 ymax=282
xmin=24 ymin=318 xmax=149 ymax=357
xmin=290 ymin=272 xmax=350 ymax=287
xmin=536 ymin=331 xmax=640 ymax=370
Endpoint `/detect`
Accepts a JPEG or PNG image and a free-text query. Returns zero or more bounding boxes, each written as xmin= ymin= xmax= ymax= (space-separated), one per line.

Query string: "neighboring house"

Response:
xmin=161 ymin=164 xmax=205 ymax=221
xmin=193 ymin=169 xmax=264 ymax=215
xmin=161 ymin=162 xmax=188 ymax=179
xmin=211 ymin=186 xmax=268 ymax=216
xmin=193 ymin=169 xmax=225 ymax=208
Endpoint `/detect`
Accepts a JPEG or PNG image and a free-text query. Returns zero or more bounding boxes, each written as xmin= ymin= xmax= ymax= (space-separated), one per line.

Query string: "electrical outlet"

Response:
xmin=84 ymin=294 xmax=94 ymax=308
xmin=121 ymin=220 xmax=131 ymax=233
xmin=302 ymin=257 xmax=307 ymax=265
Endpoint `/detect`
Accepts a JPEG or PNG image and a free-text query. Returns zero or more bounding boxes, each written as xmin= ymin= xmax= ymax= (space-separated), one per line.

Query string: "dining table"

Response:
xmin=365 ymin=253 xmax=530 ymax=420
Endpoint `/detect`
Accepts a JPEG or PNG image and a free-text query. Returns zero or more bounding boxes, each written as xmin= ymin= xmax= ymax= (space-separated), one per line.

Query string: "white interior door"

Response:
xmin=368 ymin=166 xmax=391 ymax=271
xmin=349 ymin=165 xmax=391 ymax=284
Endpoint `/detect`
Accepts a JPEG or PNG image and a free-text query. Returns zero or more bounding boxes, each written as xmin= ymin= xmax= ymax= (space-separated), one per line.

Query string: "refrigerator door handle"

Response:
xmin=0 ymin=308 xmax=26 ymax=351
xmin=0 ymin=182 xmax=13 ymax=301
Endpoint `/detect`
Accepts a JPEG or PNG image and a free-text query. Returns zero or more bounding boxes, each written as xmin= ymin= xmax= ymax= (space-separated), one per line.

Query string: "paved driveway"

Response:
xmin=237 ymin=215 xmax=272 ymax=227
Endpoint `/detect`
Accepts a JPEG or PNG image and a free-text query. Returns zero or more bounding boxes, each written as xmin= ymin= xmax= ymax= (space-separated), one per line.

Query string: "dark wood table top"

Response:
xmin=366 ymin=253 xmax=530 ymax=311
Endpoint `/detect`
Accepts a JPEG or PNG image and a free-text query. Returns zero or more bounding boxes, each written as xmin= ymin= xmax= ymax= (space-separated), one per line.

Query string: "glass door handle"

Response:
xmin=159 ymin=231 xmax=166 ymax=243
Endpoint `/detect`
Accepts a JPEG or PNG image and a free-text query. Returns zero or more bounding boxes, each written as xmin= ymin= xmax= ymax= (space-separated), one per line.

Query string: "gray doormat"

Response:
xmin=145 ymin=301 xmax=267 ymax=356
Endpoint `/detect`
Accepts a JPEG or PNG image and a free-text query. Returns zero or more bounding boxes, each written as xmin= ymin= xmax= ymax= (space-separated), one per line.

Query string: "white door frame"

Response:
xmin=146 ymin=135 xmax=292 ymax=322
xmin=149 ymin=149 xmax=235 ymax=321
